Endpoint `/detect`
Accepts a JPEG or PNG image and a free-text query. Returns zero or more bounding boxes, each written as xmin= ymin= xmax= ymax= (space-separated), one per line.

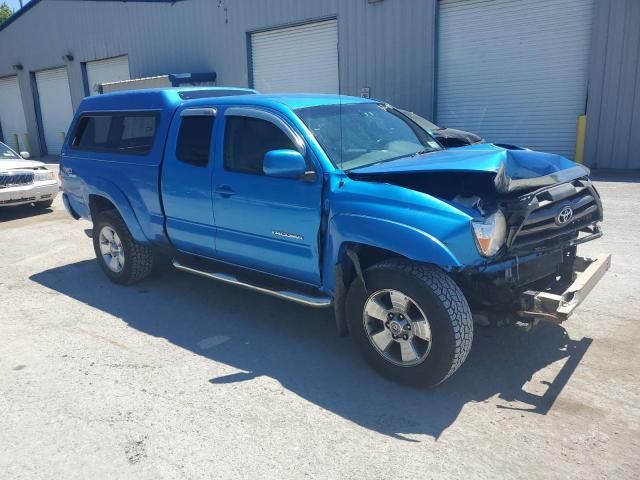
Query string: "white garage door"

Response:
xmin=0 ymin=76 xmax=28 ymax=153
xmin=251 ymin=19 xmax=339 ymax=94
xmin=36 ymin=67 xmax=74 ymax=155
xmin=86 ymin=55 xmax=130 ymax=96
xmin=437 ymin=0 xmax=594 ymax=158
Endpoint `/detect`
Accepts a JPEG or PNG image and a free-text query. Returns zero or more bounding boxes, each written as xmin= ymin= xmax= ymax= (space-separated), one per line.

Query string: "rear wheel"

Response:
xmin=346 ymin=258 xmax=473 ymax=387
xmin=92 ymin=210 xmax=153 ymax=285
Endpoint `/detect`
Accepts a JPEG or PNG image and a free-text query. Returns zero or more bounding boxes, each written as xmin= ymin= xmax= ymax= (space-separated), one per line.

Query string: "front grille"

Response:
xmin=505 ymin=178 xmax=602 ymax=252
xmin=0 ymin=196 xmax=36 ymax=205
xmin=0 ymin=170 xmax=34 ymax=188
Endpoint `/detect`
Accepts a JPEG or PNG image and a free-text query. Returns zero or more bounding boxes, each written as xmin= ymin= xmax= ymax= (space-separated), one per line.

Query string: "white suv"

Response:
xmin=0 ymin=142 xmax=59 ymax=209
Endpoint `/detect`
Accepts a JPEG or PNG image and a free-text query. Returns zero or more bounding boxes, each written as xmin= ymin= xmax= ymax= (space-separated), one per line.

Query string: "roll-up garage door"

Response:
xmin=437 ymin=0 xmax=594 ymax=158
xmin=86 ymin=55 xmax=130 ymax=96
xmin=35 ymin=67 xmax=74 ymax=155
xmin=0 ymin=76 xmax=28 ymax=153
xmin=251 ymin=19 xmax=339 ymax=94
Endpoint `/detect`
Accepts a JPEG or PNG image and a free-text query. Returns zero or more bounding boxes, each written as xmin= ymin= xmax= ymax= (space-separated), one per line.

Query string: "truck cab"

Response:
xmin=60 ymin=87 xmax=610 ymax=387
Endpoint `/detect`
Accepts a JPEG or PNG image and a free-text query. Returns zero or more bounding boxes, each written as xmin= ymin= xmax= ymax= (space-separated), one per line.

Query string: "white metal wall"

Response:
xmin=86 ymin=55 xmax=131 ymax=96
xmin=437 ymin=0 xmax=594 ymax=158
xmin=0 ymin=75 xmax=28 ymax=153
xmin=35 ymin=67 xmax=74 ymax=155
xmin=251 ymin=19 xmax=339 ymax=93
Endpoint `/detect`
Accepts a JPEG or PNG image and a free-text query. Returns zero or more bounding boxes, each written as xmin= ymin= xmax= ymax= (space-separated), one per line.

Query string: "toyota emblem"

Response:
xmin=556 ymin=205 xmax=573 ymax=225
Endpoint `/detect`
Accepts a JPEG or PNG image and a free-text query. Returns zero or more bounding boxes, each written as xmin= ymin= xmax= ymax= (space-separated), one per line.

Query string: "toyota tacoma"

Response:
xmin=59 ymin=88 xmax=610 ymax=386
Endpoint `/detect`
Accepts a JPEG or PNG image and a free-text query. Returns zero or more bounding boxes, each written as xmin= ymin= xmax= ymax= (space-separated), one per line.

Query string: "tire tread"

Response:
xmin=366 ymin=258 xmax=473 ymax=382
xmin=94 ymin=210 xmax=154 ymax=284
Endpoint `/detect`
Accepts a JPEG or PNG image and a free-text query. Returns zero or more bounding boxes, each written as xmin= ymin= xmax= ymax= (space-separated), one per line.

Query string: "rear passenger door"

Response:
xmin=212 ymin=107 xmax=323 ymax=285
xmin=161 ymin=107 xmax=217 ymax=257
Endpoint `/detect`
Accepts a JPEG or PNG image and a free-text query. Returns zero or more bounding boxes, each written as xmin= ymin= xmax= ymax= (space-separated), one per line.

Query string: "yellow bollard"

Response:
xmin=574 ymin=115 xmax=587 ymax=164
xmin=60 ymin=131 xmax=66 ymax=145
xmin=13 ymin=133 xmax=20 ymax=152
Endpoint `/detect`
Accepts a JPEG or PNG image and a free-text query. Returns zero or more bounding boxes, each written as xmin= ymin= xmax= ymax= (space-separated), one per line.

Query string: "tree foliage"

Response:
xmin=0 ymin=2 xmax=13 ymax=25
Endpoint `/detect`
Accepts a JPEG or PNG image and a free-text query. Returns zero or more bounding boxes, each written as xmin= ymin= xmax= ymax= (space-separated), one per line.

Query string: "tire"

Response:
xmin=346 ymin=258 xmax=473 ymax=387
xmin=92 ymin=209 xmax=154 ymax=285
xmin=34 ymin=199 xmax=54 ymax=209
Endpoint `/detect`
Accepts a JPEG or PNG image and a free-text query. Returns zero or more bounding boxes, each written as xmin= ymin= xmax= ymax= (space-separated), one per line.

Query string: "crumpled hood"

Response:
xmin=0 ymin=159 xmax=46 ymax=171
xmin=349 ymin=143 xmax=590 ymax=194
xmin=433 ymin=127 xmax=483 ymax=145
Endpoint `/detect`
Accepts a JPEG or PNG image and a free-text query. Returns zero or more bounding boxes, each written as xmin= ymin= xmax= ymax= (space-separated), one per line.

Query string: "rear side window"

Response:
xmin=223 ymin=116 xmax=295 ymax=175
xmin=71 ymin=112 xmax=159 ymax=154
xmin=122 ymin=116 xmax=156 ymax=140
xmin=72 ymin=115 xmax=112 ymax=149
xmin=176 ymin=116 xmax=214 ymax=166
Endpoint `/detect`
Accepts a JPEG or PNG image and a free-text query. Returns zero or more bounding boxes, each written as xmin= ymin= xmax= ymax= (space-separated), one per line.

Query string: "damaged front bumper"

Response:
xmin=518 ymin=253 xmax=611 ymax=323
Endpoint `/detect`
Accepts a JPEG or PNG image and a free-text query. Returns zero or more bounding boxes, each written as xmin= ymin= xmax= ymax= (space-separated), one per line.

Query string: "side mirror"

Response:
xmin=20 ymin=151 xmax=30 ymax=159
xmin=263 ymin=149 xmax=312 ymax=180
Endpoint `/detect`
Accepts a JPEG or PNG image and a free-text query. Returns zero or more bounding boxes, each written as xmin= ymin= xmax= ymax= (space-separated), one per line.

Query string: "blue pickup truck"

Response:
xmin=60 ymin=87 xmax=610 ymax=386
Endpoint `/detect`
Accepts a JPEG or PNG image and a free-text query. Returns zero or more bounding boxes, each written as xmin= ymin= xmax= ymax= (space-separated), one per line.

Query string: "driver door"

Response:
xmin=212 ymin=107 xmax=323 ymax=286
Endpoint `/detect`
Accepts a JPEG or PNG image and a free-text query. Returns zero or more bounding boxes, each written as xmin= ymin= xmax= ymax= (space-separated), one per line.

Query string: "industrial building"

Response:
xmin=0 ymin=0 xmax=638 ymax=169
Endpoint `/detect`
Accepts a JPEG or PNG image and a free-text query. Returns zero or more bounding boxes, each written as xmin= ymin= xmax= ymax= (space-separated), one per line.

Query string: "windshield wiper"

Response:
xmin=407 ymin=149 xmax=432 ymax=157
xmin=346 ymin=148 xmax=435 ymax=172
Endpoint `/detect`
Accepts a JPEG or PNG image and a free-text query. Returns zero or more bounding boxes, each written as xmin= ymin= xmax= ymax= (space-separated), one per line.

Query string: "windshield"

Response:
xmin=296 ymin=102 xmax=442 ymax=171
xmin=0 ymin=142 xmax=20 ymax=160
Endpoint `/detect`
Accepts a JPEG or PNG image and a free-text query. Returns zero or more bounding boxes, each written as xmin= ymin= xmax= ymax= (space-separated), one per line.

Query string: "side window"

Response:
xmin=115 ymin=114 xmax=158 ymax=154
xmin=176 ymin=116 xmax=214 ymax=167
xmin=72 ymin=115 xmax=112 ymax=149
xmin=71 ymin=112 xmax=158 ymax=154
xmin=122 ymin=116 xmax=156 ymax=140
xmin=223 ymin=116 xmax=295 ymax=175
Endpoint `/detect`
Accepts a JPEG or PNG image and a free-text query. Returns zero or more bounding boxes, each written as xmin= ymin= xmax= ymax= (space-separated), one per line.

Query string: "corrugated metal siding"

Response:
xmin=584 ymin=0 xmax=640 ymax=169
xmin=437 ymin=0 xmax=594 ymax=159
xmin=0 ymin=0 xmax=437 ymax=156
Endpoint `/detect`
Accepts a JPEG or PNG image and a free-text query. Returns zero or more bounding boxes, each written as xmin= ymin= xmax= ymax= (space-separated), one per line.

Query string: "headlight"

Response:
xmin=471 ymin=210 xmax=507 ymax=257
xmin=34 ymin=169 xmax=55 ymax=181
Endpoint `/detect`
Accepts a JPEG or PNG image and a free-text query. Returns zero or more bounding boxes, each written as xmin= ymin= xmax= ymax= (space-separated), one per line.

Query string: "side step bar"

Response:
xmin=172 ymin=260 xmax=333 ymax=308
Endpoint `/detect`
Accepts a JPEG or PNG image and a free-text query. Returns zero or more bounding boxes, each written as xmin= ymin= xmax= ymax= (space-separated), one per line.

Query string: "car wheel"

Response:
xmin=92 ymin=209 xmax=154 ymax=285
xmin=346 ymin=258 xmax=473 ymax=387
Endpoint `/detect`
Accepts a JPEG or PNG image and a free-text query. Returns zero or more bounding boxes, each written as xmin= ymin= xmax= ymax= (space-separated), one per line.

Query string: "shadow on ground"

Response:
xmin=0 ymin=204 xmax=54 ymax=223
xmin=31 ymin=260 xmax=592 ymax=440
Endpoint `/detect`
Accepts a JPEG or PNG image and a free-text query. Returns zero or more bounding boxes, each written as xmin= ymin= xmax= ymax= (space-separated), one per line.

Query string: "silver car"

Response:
xmin=0 ymin=142 xmax=59 ymax=209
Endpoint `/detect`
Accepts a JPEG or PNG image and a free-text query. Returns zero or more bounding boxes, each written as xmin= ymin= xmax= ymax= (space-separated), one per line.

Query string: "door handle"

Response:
xmin=215 ymin=185 xmax=235 ymax=198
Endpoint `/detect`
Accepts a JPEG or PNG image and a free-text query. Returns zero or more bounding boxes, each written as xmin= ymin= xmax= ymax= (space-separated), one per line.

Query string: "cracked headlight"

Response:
xmin=34 ymin=169 xmax=55 ymax=181
xmin=471 ymin=210 xmax=507 ymax=257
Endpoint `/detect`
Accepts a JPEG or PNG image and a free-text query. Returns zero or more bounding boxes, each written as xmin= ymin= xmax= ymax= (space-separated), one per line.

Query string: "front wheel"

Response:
xmin=346 ymin=259 xmax=473 ymax=387
xmin=92 ymin=210 xmax=154 ymax=285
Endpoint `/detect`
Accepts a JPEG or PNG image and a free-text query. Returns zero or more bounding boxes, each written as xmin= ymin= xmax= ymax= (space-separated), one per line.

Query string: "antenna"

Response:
xmin=339 ymin=94 xmax=344 ymax=169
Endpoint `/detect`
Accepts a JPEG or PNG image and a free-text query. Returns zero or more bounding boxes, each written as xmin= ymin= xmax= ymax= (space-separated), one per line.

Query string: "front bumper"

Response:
xmin=0 ymin=181 xmax=59 ymax=207
xmin=518 ymin=253 xmax=611 ymax=323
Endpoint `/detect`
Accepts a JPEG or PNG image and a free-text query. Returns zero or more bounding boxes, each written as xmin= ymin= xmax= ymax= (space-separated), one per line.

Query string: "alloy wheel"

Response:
xmin=362 ymin=289 xmax=432 ymax=367
xmin=98 ymin=226 xmax=125 ymax=273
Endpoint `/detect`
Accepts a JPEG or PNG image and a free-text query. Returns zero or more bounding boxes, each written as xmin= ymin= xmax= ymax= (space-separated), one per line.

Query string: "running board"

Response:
xmin=172 ymin=260 xmax=332 ymax=308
